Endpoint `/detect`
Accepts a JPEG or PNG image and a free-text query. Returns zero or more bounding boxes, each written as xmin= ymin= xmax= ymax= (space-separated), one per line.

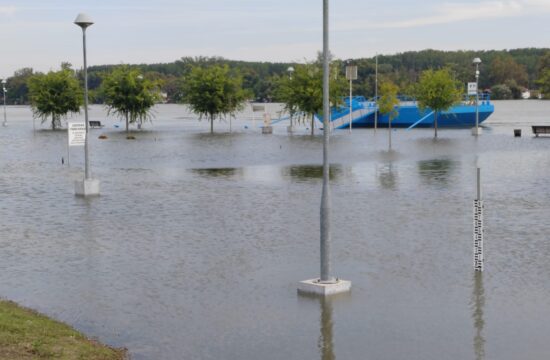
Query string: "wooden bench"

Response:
xmin=532 ymin=125 xmax=550 ymax=137
xmin=88 ymin=121 xmax=104 ymax=129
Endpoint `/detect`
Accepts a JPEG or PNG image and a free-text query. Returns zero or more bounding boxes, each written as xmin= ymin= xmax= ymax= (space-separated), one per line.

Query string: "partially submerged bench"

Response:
xmin=532 ymin=125 xmax=550 ymax=137
xmin=89 ymin=121 xmax=104 ymax=129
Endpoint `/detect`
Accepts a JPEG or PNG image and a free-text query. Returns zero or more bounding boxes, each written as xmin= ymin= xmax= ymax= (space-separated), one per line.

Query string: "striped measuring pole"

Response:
xmin=473 ymin=167 xmax=484 ymax=272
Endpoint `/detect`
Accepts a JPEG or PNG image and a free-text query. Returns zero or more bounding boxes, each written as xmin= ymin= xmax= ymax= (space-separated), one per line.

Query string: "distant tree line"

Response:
xmin=6 ymin=48 xmax=550 ymax=105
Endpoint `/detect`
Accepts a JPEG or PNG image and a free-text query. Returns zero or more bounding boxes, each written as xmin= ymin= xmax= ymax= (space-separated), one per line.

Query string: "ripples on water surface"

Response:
xmin=0 ymin=101 xmax=550 ymax=359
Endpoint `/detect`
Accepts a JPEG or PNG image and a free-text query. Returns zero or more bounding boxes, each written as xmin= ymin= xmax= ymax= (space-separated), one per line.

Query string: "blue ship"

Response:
xmin=320 ymin=94 xmax=494 ymax=130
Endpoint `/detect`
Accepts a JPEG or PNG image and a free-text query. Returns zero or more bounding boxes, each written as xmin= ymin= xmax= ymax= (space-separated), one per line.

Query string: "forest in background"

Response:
xmin=4 ymin=47 xmax=550 ymax=105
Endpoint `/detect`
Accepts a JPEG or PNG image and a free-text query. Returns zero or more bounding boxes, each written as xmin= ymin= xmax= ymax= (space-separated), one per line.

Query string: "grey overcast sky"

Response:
xmin=1 ymin=0 xmax=550 ymax=78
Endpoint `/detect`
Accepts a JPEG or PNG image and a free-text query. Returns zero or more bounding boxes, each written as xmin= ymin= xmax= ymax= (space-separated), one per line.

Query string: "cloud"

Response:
xmin=335 ymin=0 xmax=550 ymax=31
xmin=0 ymin=5 xmax=16 ymax=16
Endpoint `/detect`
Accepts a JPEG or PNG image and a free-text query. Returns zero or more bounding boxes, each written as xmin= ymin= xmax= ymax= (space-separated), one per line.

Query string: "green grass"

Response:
xmin=0 ymin=300 xmax=126 ymax=359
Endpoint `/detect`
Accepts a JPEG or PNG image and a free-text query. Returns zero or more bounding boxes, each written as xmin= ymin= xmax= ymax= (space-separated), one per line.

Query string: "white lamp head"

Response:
xmin=287 ymin=66 xmax=295 ymax=73
xmin=74 ymin=13 xmax=94 ymax=29
xmin=1 ymin=79 xmax=6 ymax=85
xmin=473 ymin=58 xmax=482 ymax=65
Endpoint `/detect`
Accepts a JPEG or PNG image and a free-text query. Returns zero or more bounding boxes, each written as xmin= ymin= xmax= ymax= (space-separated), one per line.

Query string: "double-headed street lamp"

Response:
xmin=2 ymin=79 xmax=7 ymax=127
xmin=472 ymin=57 xmax=482 ymax=136
xmin=74 ymin=13 xmax=100 ymax=196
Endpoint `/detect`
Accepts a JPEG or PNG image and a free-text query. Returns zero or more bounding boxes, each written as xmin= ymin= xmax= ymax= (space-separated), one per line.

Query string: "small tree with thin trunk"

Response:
xmin=276 ymin=61 xmax=346 ymax=135
xmin=181 ymin=65 xmax=248 ymax=134
xmin=28 ymin=67 xmax=82 ymax=130
xmin=415 ymin=68 xmax=462 ymax=138
xmin=102 ymin=65 xmax=160 ymax=137
xmin=378 ymin=80 xmax=400 ymax=149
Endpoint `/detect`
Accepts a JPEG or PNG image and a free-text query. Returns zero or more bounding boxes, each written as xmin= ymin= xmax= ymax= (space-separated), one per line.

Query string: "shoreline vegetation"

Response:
xmin=0 ymin=300 xmax=126 ymax=360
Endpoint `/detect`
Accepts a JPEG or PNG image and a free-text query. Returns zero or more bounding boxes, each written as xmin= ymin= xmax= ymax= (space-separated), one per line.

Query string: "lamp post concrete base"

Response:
xmin=298 ymin=278 xmax=351 ymax=296
xmin=471 ymin=127 xmax=482 ymax=136
xmin=75 ymin=179 xmax=100 ymax=197
xmin=262 ymin=126 xmax=273 ymax=134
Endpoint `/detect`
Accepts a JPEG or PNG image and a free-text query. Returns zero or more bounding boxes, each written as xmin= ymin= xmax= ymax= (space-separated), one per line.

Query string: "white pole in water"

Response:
xmin=474 ymin=166 xmax=484 ymax=271
xmin=374 ymin=54 xmax=378 ymax=133
xmin=298 ymin=0 xmax=351 ymax=296
xmin=472 ymin=58 xmax=482 ymax=136
xmin=345 ymin=65 xmax=357 ymax=133
xmin=2 ymin=79 xmax=7 ymax=127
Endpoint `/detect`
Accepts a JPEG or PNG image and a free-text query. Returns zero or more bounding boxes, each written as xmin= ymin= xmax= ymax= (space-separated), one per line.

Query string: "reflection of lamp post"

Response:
xmin=2 ymin=79 xmax=7 ymax=127
xmin=472 ymin=58 xmax=482 ymax=136
xmin=345 ymin=64 xmax=357 ymax=133
xmin=287 ymin=66 xmax=295 ymax=133
xmin=74 ymin=13 xmax=100 ymax=196
xmin=298 ymin=0 xmax=350 ymax=296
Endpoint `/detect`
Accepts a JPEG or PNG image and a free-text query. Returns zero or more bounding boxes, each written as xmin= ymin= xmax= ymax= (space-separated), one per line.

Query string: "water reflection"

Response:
xmin=282 ymin=165 xmax=343 ymax=182
xmin=471 ymin=272 xmax=485 ymax=360
xmin=191 ymin=167 xmax=244 ymax=178
xmin=417 ymin=159 xmax=457 ymax=187
xmin=319 ymin=297 xmax=335 ymax=360
xmin=377 ymin=163 xmax=398 ymax=190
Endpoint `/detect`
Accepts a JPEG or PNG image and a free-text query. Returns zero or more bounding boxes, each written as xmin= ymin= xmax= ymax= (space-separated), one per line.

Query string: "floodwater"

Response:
xmin=1 ymin=100 xmax=549 ymax=359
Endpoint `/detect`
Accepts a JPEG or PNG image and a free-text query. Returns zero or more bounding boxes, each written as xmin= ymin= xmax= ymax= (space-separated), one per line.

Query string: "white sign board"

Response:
xmin=346 ymin=66 xmax=358 ymax=80
xmin=468 ymin=82 xmax=478 ymax=95
xmin=68 ymin=122 xmax=86 ymax=147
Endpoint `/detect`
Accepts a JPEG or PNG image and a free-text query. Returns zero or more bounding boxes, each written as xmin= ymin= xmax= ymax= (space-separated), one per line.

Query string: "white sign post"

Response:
xmin=468 ymin=82 xmax=478 ymax=96
xmin=67 ymin=122 xmax=86 ymax=166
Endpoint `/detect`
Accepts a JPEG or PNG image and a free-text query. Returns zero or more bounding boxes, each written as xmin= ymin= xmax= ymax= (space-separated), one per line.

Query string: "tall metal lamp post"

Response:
xmin=287 ymin=66 xmax=295 ymax=133
xmin=2 ymin=79 xmax=7 ymax=127
xmin=74 ymin=13 xmax=100 ymax=196
xmin=298 ymin=0 xmax=351 ymax=296
xmin=472 ymin=58 xmax=482 ymax=136
xmin=345 ymin=64 xmax=358 ymax=133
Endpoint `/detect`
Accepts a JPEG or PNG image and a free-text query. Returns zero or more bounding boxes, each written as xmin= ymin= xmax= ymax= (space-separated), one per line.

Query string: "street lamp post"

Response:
xmin=345 ymin=64 xmax=358 ymax=133
xmin=2 ymin=79 xmax=7 ymax=127
xmin=374 ymin=54 xmax=378 ymax=132
xmin=287 ymin=66 xmax=295 ymax=133
xmin=74 ymin=13 xmax=100 ymax=196
xmin=472 ymin=58 xmax=482 ymax=136
xmin=298 ymin=0 xmax=351 ymax=296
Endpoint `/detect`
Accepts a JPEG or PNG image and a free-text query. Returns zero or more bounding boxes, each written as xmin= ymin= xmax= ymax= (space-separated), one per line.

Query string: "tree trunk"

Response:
xmin=52 ymin=114 xmax=56 ymax=130
xmin=311 ymin=114 xmax=314 ymax=136
xmin=125 ymin=113 xmax=129 ymax=135
xmin=210 ymin=115 xmax=214 ymax=134
xmin=434 ymin=111 xmax=438 ymax=139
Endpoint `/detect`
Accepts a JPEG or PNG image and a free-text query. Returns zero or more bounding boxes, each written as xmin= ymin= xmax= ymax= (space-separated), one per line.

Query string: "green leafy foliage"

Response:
xmin=378 ymin=81 xmax=400 ymax=121
xmin=275 ymin=61 xmax=347 ymax=134
xmin=102 ymin=65 xmax=161 ymax=133
xmin=181 ymin=64 xmax=248 ymax=133
xmin=415 ymin=68 xmax=462 ymax=137
xmin=28 ymin=67 xmax=82 ymax=130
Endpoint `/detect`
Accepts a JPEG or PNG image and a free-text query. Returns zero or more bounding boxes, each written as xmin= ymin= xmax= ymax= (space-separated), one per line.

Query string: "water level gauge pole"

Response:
xmin=473 ymin=167 xmax=484 ymax=271
xmin=298 ymin=0 xmax=351 ymax=296
xmin=2 ymin=79 xmax=7 ymax=127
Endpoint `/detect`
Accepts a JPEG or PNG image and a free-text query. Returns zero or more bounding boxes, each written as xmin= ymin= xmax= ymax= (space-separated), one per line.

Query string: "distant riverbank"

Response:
xmin=0 ymin=300 xmax=126 ymax=359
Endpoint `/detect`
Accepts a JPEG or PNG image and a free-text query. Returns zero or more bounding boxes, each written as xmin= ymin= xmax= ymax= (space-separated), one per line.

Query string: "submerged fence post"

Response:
xmin=473 ymin=167 xmax=484 ymax=271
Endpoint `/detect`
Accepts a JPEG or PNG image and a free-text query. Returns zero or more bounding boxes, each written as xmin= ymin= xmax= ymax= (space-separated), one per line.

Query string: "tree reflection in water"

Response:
xmin=417 ymin=159 xmax=457 ymax=187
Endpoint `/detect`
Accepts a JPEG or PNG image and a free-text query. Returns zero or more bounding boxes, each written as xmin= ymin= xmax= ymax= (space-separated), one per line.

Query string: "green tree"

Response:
xmin=28 ymin=68 xmax=82 ymax=130
xmin=6 ymin=68 xmax=34 ymax=105
xmin=276 ymin=61 xmax=347 ymax=135
xmin=102 ymin=65 xmax=161 ymax=136
xmin=489 ymin=56 xmax=529 ymax=87
xmin=415 ymin=68 xmax=462 ymax=138
xmin=378 ymin=81 xmax=400 ymax=149
xmin=490 ymin=84 xmax=513 ymax=99
xmin=181 ymin=64 xmax=248 ymax=134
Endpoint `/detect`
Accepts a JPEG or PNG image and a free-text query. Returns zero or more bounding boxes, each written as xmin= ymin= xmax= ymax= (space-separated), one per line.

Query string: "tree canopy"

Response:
xmin=181 ymin=64 xmax=248 ymax=133
xmin=415 ymin=68 xmax=462 ymax=138
xmin=102 ymin=65 xmax=161 ymax=135
xmin=378 ymin=81 xmax=400 ymax=149
xmin=28 ymin=68 xmax=82 ymax=130
xmin=275 ymin=61 xmax=347 ymax=135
